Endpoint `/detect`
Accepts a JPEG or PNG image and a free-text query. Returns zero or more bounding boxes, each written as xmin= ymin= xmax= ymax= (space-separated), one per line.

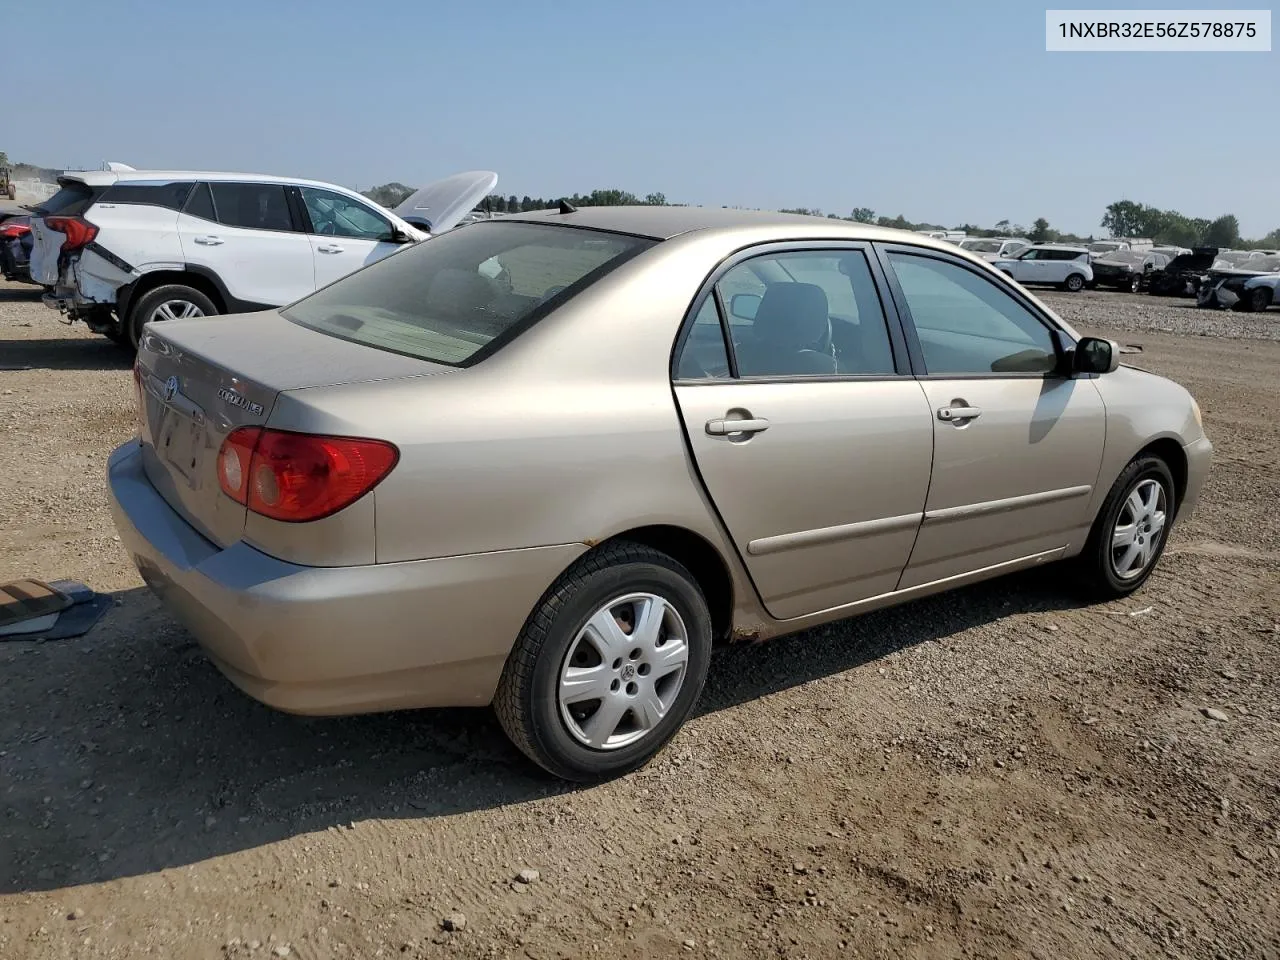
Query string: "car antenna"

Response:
xmin=558 ymin=199 xmax=577 ymax=214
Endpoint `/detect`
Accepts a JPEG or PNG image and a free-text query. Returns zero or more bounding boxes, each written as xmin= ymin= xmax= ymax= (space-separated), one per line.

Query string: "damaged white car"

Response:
xmin=28 ymin=169 xmax=497 ymax=348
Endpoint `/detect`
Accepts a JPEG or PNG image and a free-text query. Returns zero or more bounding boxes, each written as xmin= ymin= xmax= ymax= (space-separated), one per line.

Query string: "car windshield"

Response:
xmin=1089 ymin=242 xmax=1122 ymax=253
xmin=960 ymin=240 xmax=1003 ymax=253
xmin=283 ymin=222 xmax=654 ymax=366
xmin=1248 ymin=254 xmax=1280 ymax=272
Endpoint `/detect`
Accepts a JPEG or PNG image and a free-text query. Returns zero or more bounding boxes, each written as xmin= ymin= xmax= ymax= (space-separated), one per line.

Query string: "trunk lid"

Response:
xmin=392 ymin=171 xmax=498 ymax=233
xmin=136 ymin=310 xmax=456 ymax=547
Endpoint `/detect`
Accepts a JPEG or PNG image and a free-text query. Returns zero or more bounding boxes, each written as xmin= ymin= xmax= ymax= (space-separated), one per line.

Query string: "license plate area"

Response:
xmin=157 ymin=401 xmax=207 ymax=489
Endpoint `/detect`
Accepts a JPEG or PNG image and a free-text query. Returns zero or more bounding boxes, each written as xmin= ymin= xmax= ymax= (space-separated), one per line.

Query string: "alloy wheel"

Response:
xmin=557 ymin=593 xmax=690 ymax=751
xmin=149 ymin=299 xmax=205 ymax=323
xmin=1111 ymin=478 xmax=1167 ymax=580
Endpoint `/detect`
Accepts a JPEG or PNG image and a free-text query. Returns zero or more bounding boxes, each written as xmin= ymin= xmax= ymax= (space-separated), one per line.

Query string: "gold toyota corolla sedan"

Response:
xmin=109 ymin=206 xmax=1212 ymax=781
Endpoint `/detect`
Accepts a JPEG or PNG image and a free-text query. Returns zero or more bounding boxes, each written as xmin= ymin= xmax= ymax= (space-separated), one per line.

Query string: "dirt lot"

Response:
xmin=1 ymin=282 xmax=1277 ymax=960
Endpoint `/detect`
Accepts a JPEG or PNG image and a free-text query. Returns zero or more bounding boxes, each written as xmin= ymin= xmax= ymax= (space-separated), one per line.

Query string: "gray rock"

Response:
xmin=272 ymin=947 xmax=291 ymax=958
xmin=441 ymin=913 xmax=467 ymax=932
xmin=516 ymin=868 xmax=540 ymax=884
xmin=1202 ymin=708 xmax=1230 ymax=722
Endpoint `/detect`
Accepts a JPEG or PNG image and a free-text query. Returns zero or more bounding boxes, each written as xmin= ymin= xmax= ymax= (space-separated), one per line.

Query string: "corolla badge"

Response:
xmin=163 ymin=375 xmax=180 ymax=402
xmin=217 ymin=386 xmax=264 ymax=418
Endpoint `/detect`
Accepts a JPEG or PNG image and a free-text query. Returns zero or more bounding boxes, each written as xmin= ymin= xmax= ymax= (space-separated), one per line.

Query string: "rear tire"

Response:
xmin=1075 ymin=454 xmax=1176 ymax=600
xmin=1246 ymin=287 xmax=1271 ymax=313
xmin=1063 ymin=273 xmax=1085 ymax=293
xmin=493 ymin=541 xmax=713 ymax=782
xmin=126 ymin=284 xmax=217 ymax=350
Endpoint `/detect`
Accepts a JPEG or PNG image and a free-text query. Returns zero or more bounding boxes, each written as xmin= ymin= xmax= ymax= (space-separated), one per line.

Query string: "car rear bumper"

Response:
xmin=107 ymin=440 xmax=585 ymax=715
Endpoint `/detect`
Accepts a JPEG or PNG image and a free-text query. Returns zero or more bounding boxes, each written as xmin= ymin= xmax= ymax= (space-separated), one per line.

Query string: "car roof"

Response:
xmin=499 ymin=205 xmax=961 ymax=247
xmin=59 ymin=169 xmax=363 ymax=192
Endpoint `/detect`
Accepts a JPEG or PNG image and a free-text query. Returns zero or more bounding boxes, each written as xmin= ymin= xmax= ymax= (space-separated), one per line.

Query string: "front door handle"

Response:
xmin=192 ymin=235 xmax=223 ymax=246
xmin=937 ymin=405 xmax=982 ymax=422
xmin=316 ymin=244 xmax=345 ymax=254
xmin=706 ymin=417 xmax=770 ymax=436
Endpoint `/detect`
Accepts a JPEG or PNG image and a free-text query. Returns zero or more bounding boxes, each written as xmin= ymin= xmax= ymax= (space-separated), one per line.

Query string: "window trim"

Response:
xmin=872 ymin=242 xmax=1078 ymax=381
xmin=670 ymin=240 xmax=914 ymax=386
xmin=293 ymin=184 xmax=395 ymax=242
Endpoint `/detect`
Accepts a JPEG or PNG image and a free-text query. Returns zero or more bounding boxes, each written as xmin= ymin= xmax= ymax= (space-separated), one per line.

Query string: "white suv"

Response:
xmin=992 ymin=244 xmax=1093 ymax=292
xmin=956 ymin=237 xmax=1032 ymax=262
xmin=29 ymin=169 xmax=496 ymax=347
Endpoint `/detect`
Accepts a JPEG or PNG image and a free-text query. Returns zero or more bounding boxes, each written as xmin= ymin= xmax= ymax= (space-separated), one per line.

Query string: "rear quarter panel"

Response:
xmin=89 ymin=201 xmax=184 ymax=272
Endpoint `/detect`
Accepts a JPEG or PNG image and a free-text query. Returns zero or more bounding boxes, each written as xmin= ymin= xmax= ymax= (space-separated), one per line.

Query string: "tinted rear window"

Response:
xmin=35 ymin=180 xmax=100 ymax=216
xmin=209 ymin=182 xmax=294 ymax=232
xmin=283 ymin=221 xmax=654 ymax=366
xmin=100 ymin=180 xmax=194 ymax=210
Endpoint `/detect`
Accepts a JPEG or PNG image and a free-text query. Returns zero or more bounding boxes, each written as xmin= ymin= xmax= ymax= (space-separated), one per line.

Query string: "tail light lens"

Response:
xmin=217 ymin=427 xmax=398 ymax=523
xmin=44 ymin=215 xmax=98 ymax=252
xmin=0 ymin=222 xmax=30 ymax=238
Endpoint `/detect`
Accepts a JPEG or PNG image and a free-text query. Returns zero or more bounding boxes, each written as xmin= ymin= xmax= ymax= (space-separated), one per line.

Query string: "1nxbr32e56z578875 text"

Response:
xmin=1046 ymin=9 xmax=1272 ymax=51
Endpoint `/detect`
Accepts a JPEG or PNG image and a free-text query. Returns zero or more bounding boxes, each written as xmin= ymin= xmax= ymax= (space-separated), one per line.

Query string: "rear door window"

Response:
xmin=283 ymin=221 xmax=654 ymax=366
xmin=209 ymin=182 xmax=296 ymax=232
xmin=183 ymin=182 xmax=217 ymax=222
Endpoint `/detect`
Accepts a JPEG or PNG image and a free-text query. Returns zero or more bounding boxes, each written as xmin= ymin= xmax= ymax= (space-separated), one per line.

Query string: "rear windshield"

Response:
xmin=283 ymin=221 xmax=655 ymax=366
xmin=34 ymin=180 xmax=100 ymax=216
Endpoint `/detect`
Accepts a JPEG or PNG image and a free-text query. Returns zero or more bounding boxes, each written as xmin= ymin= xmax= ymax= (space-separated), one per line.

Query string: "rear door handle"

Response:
xmin=192 ymin=235 xmax=223 ymax=246
xmin=706 ymin=417 xmax=770 ymax=436
xmin=937 ymin=405 xmax=982 ymax=422
xmin=316 ymin=244 xmax=345 ymax=254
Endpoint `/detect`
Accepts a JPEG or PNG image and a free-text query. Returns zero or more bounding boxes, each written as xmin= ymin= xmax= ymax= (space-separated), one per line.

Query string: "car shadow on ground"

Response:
xmin=0 ymin=337 xmax=131 ymax=372
xmin=0 ymin=569 xmax=1089 ymax=893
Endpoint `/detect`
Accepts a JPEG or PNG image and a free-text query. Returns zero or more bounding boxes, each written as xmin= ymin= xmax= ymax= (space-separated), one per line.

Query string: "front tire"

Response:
xmin=494 ymin=542 xmax=713 ymax=782
xmin=1076 ymin=454 xmax=1176 ymax=599
xmin=1063 ymin=273 xmax=1086 ymax=293
xmin=126 ymin=284 xmax=217 ymax=350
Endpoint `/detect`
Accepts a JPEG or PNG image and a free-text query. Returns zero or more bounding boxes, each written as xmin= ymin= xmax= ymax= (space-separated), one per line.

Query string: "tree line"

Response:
xmin=1099 ymin=200 xmax=1279 ymax=250
xmin=359 ymin=180 xmax=1280 ymax=250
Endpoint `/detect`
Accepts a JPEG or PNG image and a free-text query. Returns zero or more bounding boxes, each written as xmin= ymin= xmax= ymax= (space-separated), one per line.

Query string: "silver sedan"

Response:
xmin=109 ymin=206 xmax=1212 ymax=781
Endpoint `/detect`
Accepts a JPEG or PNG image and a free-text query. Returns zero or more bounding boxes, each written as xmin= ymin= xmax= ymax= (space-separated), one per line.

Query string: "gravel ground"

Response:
xmin=1 ymin=281 xmax=1278 ymax=960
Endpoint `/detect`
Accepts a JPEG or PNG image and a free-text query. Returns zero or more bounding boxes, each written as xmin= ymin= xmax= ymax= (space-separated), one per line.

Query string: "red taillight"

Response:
xmin=44 ymin=215 xmax=98 ymax=252
xmin=0 ymin=222 xmax=30 ymax=238
xmin=217 ymin=427 xmax=398 ymax=523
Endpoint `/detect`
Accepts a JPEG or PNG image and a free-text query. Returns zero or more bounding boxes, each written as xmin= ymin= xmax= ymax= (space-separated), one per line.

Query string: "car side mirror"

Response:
xmin=1073 ymin=336 xmax=1120 ymax=375
xmin=388 ymin=227 xmax=415 ymax=244
xmin=730 ymin=293 xmax=761 ymax=320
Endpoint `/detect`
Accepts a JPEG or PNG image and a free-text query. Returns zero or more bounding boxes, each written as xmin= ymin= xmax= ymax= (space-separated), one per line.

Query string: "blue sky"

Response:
xmin=4 ymin=0 xmax=1276 ymax=236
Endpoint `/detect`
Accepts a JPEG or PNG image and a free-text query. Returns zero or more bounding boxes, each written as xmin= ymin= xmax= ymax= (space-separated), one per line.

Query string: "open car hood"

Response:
xmin=1161 ymin=250 xmax=1217 ymax=274
xmin=392 ymin=171 xmax=498 ymax=234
